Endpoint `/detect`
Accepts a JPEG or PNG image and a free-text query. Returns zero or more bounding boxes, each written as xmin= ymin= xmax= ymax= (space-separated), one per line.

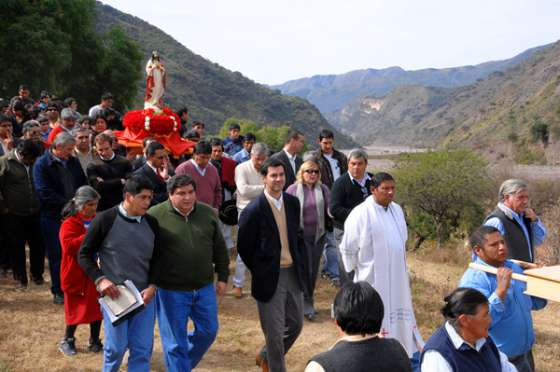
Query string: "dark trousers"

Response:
xmin=257 ymin=267 xmax=303 ymax=372
xmin=4 ymin=213 xmax=44 ymax=284
xmin=302 ymin=234 xmax=325 ymax=315
xmin=509 ymin=349 xmax=535 ymax=372
xmin=0 ymin=214 xmax=10 ymax=271
xmin=40 ymin=215 xmax=63 ymax=295
xmin=334 ymin=228 xmax=354 ymax=286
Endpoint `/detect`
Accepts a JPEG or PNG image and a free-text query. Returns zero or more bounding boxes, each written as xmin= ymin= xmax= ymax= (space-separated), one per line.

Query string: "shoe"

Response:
xmin=33 ymin=276 xmax=44 ymax=285
xmin=58 ymin=338 xmax=77 ymax=356
xmin=305 ymin=312 xmax=317 ymax=321
xmin=330 ymin=277 xmax=341 ymax=288
xmin=232 ymin=286 xmax=243 ymax=299
xmin=53 ymin=293 xmax=64 ymax=305
xmin=14 ymin=281 xmax=28 ymax=290
xmin=87 ymin=339 xmax=103 ymax=353
xmin=255 ymin=352 xmax=269 ymax=372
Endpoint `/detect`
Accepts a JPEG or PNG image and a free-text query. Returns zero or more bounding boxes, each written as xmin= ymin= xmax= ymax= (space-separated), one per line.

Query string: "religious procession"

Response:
xmin=1 ymin=45 xmax=558 ymax=372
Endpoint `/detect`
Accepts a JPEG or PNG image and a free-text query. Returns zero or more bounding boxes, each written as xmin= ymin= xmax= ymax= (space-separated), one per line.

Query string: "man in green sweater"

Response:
xmin=148 ymin=174 xmax=229 ymax=372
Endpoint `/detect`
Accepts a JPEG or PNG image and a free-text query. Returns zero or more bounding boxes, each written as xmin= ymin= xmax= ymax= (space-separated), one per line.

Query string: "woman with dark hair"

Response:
xmin=58 ymin=186 xmax=103 ymax=356
xmin=286 ymin=159 xmax=331 ymax=320
xmin=421 ymin=287 xmax=516 ymax=371
xmin=306 ymin=281 xmax=411 ymax=372
xmin=92 ymin=111 xmax=108 ymax=134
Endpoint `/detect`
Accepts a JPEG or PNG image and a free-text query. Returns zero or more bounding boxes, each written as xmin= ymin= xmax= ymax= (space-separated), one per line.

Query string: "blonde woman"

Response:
xmin=286 ymin=159 xmax=332 ymax=320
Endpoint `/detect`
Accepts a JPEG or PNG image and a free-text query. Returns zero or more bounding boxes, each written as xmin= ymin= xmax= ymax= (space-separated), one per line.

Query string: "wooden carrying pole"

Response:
xmin=468 ymin=262 xmax=560 ymax=302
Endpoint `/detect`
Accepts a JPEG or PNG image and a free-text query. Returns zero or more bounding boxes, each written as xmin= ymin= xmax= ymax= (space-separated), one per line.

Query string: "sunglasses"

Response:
xmin=304 ymin=169 xmax=319 ymax=174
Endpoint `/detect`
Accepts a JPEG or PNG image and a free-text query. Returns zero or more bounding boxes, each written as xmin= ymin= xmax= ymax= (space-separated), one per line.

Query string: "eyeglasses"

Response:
xmin=304 ymin=169 xmax=319 ymax=174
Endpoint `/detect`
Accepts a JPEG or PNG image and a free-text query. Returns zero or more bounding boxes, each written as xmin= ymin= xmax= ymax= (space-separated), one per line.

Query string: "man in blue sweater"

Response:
xmin=459 ymin=225 xmax=547 ymax=372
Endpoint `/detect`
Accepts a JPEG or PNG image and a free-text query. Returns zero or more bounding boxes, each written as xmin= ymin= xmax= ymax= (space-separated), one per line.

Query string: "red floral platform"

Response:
xmin=115 ymin=107 xmax=195 ymax=157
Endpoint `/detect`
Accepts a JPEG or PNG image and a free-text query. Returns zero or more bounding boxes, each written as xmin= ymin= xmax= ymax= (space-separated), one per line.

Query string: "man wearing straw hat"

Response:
xmin=460 ymin=225 xmax=547 ymax=372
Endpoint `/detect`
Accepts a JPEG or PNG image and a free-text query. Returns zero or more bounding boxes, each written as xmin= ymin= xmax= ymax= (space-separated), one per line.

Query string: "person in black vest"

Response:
xmin=421 ymin=287 xmax=517 ymax=372
xmin=87 ymin=133 xmax=132 ymax=211
xmin=306 ymin=281 xmax=411 ymax=372
xmin=330 ymin=149 xmax=372 ymax=286
xmin=133 ymin=141 xmax=170 ymax=206
xmin=484 ymin=179 xmax=546 ymax=263
xmin=270 ymin=130 xmax=305 ymax=190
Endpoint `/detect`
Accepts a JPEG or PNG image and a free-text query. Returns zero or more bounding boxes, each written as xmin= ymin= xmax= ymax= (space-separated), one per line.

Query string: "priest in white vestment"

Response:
xmin=340 ymin=172 xmax=424 ymax=368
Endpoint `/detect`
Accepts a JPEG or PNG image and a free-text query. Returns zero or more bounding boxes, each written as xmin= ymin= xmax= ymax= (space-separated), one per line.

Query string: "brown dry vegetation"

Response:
xmin=1 ymin=247 xmax=559 ymax=372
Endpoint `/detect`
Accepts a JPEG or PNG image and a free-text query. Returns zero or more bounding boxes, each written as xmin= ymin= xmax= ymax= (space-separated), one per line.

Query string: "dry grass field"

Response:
xmin=1 ymin=247 xmax=558 ymax=372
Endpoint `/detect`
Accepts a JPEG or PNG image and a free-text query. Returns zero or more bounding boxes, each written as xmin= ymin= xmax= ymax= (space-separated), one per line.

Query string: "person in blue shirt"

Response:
xmin=459 ymin=225 xmax=547 ymax=372
xmin=222 ymin=123 xmax=244 ymax=157
xmin=232 ymin=132 xmax=256 ymax=163
xmin=484 ymin=179 xmax=546 ymax=263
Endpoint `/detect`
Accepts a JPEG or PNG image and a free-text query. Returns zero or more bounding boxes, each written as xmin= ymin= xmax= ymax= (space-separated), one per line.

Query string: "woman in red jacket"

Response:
xmin=58 ymin=185 xmax=103 ymax=356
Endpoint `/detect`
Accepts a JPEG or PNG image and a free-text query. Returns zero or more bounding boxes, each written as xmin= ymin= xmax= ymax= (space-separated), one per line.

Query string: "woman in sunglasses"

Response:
xmin=286 ymin=159 xmax=332 ymax=320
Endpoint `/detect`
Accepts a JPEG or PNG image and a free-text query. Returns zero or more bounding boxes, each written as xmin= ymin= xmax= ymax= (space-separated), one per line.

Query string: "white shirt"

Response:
xmin=324 ymin=152 xmax=341 ymax=181
xmin=283 ymin=148 xmax=296 ymax=174
xmin=190 ymin=158 xmax=208 ymax=176
xmin=118 ymin=203 xmax=142 ymax=223
xmin=349 ymin=172 xmax=371 ymax=187
xmin=421 ymin=322 xmax=517 ymax=372
xmin=264 ymin=190 xmax=283 ymax=211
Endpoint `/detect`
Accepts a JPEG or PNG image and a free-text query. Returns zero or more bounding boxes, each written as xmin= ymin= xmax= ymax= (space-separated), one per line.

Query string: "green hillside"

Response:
xmin=95 ymin=2 xmax=355 ymax=147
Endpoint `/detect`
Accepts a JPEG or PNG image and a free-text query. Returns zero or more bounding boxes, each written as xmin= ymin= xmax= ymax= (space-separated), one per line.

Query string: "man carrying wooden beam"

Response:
xmin=460 ymin=225 xmax=548 ymax=372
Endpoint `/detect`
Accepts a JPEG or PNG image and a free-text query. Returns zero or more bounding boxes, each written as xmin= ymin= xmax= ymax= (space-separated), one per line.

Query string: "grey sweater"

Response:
xmin=78 ymin=206 xmax=160 ymax=291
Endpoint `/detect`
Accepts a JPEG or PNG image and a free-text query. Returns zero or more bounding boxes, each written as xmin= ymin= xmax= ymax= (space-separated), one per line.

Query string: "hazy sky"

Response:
xmin=102 ymin=0 xmax=560 ymax=85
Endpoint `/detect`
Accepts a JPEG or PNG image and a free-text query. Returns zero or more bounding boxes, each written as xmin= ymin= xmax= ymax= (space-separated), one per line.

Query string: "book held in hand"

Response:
xmin=99 ymin=279 xmax=145 ymax=325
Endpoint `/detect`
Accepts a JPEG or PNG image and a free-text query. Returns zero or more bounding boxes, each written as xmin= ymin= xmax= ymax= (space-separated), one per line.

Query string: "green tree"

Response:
xmin=218 ymin=118 xmax=290 ymax=152
xmin=0 ymin=0 xmax=142 ymax=110
xmin=394 ymin=150 xmax=489 ymax=249
xmin=530 ymin=118 xmax=549 ymax=146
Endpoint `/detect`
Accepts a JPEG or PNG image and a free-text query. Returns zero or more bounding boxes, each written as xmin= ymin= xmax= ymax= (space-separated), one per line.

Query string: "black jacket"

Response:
xmin=330 ymin=172 xmax=372 ymax=230
xmin=33 ymin=150 xmax=87 ymax=219
xmin=133 ymin=163 xmax=168 ymax=206
xmin=271 ymin=150 xmax=303 ymax=190
xmin=87 ymin=155 xmax=132 ymax=211
xmin=311 ymin=148 xmax=348 ymax=189
xmin=237 ymin=192 xmax=305 ymax=302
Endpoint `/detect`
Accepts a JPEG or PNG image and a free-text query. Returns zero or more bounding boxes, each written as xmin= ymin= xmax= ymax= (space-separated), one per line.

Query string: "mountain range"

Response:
xmin=95 ymin=2 xmax=355 ymax=148
xmin=273 ymin=45 xmax=549 ymax=114
xmin=327 ymin=41 xmax=560 ymax=149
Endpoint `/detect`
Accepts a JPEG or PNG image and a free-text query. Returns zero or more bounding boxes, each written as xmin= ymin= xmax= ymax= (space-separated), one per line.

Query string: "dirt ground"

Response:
xmin=1 ymin=251 xmax=558 ymax=372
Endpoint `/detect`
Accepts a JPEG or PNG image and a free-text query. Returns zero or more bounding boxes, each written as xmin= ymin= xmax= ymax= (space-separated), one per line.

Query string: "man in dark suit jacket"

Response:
xmin=33 ymin=131 xmax=87 ymax=304
xmin=330 ymin=149 xmax=373 ymax=286
xmin=238 ymin=157 xmax=305 ymax=372
xmin=133 ymin=141 xmax=169 ymax=206
xmin=270 ymin=130 xmax=304 ymax=190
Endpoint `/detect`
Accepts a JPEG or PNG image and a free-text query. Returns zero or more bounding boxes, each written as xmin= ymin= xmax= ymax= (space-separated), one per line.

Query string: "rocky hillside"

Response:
xmin=328 ymin=41 xmax=560 ymax=149
xmin=274 ymin=45 xmax=548 ymax=114
xmin=95 ymin=2 xmax=355 ymax=147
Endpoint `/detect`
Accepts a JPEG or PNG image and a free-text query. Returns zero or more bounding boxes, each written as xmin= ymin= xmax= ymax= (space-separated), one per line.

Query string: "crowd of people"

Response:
xmin=0 ymin=86 xmax=551 ymax=372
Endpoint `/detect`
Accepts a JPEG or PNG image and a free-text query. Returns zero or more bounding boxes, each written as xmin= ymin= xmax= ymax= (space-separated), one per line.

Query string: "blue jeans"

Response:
xmin=410 ymin=351 xmax=420 ymax=372
xmin=102 ymin=299 xmax=155 ymax=372
xmin=156 ymin=284 xmax=218 ymax=372
xmin=40 ymin=216 xmax=62 ymax=295
xmin=321 ymin=231 xmax=339 ymax=278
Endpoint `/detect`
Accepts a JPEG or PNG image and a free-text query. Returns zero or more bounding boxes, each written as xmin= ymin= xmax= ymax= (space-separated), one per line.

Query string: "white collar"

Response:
xmin=100 ymin=152 xmax=116 ymax=161
xmin=146 ymin=161 xmax=159 ymax=175
xmin=118 ymin=203 xmax=142 ymax=223
xmin=264 ymin=190 xmax=283 ymax=211
xmin=349 ymin=172 xmax=371 ymax=187
xmin=283 ymin=148 xmax=296 ymax=161
xmin=445 ymin=321 xmax=486 ymax=352
xmin=190 ymin=158 xmax=208 ymax=175
xmin=498 ymin=202 xmax=521 ymax=219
